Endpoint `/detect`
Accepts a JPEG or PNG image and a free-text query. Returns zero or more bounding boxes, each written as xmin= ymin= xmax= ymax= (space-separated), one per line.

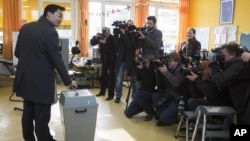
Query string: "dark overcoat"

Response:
xmin=14 ymin=17 xmax=72 ymax=104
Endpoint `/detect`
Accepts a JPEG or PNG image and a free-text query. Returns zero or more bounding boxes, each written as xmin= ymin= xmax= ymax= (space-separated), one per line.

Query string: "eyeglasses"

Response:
xmin=54 ymin=13 xmax=63 ymax=19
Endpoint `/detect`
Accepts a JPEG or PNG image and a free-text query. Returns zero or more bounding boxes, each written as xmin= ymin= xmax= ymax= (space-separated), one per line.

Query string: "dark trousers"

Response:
xmin=22 ymin=100 xmax=54 ymax=141
xmin=100 ymin=60 xmax=115 ymax=97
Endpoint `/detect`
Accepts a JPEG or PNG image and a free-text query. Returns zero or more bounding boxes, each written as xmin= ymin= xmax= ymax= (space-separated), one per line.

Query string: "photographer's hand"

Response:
xmin=99 ymin=39 xmax=106 ymax=44
xmin=186 ymin=72 xmax=198 ymax=82
xmin=158 ymin=65 xmax=168 ymax=73
xmin=155 ymin=97 xmax=167 ymax=107
xmin=137 ymin=31 xmax=145 ymax=39
xmin=120 ymin=28 xmax=126 ymax=34
xmin=241 ymin=52 xmax=250 ymax=62
xmin=202 ymin=57 xmax=213 ymax=65
xmin=136 ymin=62 xmax=143 ymax=69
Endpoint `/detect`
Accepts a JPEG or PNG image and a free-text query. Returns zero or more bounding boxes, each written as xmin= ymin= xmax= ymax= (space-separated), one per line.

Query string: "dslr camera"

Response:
xmin=96 ymin=27 xmax=107 ymax=40
xmin=135 ymin=57 xmax=147 ymax=66
xmin=210 ymin=47 xmax=224 ymax=62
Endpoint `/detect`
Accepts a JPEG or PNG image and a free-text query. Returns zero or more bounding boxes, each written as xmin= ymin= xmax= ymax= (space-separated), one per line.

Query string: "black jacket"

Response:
xmin=14 ymin=17 xmax=72 ymax=104
xmin=90 ymin=34 xmax=116 ymax=66
xmin=179 ymin=37 xmax=201 ymax=58
xmin=115 ymin=33 xmax=137 ymax=76
xmin=209 ymin=56 xmax=250 ymax=123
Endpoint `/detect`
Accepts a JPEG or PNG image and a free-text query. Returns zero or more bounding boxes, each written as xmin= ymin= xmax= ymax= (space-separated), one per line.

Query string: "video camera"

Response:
xmin=127 ymin=25 xmax=147 ymax=37
xmin=112 ymin=20 xmax=127 ymax=35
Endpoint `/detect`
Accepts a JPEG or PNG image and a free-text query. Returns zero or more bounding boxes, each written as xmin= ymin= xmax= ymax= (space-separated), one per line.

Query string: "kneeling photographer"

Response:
xmin=207 ymin=42 xmax=250 ymax=124
xmin=185 ymin=61 xmax=231 ymax=111
xmin=152 ymin=52 xmax=185 ymax=126
xmin=124 ymin=54 xmax=157 ymax=121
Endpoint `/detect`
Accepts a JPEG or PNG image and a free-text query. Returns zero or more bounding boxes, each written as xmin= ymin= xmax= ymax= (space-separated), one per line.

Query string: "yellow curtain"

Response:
xmin=78 ymin=0 xmax=89 ymax=57
xmin=2 ymin=0 xmax=20 ymax=59
xmin=134 ymin=0 xmax=149 ymax=27
xmin=177 ymin=0 xmax=189 ymax=51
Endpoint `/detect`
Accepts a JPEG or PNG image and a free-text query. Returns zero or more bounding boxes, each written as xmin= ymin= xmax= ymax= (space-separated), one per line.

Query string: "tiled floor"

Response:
xmin=0 ymin=85 xmax=184 ymax=141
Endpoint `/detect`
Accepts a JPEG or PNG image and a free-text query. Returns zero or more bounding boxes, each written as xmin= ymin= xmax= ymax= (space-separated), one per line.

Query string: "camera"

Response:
xmin=96 ymin=27 xmax=107 ymax=40
xmin=71 ymin=40 xmax=80 ymax=55
xmin=135 ymin=57 xmax=147 ymax=66
xmin=96 ymin=33 xmax=105 ymax=40
xmin=127 ymin=25 xmax=147 ymax=37
xmin=211 ymin=47 xmax=224 ymax=62
xmin=112 ymin=20 xmax=128 ymax=35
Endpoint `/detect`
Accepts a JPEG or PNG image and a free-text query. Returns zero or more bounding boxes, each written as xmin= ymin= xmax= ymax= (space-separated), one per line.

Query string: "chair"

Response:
xmin=191 ymin=106 xmax=237 ymax=141
xmin=175 ymin=111 xmax=197 ymax=141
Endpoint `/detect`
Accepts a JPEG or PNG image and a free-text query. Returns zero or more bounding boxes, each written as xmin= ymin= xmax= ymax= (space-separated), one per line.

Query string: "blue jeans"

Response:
xmin=153 ymin=93 xmax=178 ymax=124
xmin=133 ymin=90 xmax=155 ymax=115
xmin=124 ymin=101 xmax=143 ymax=118
xmin=115 ymin=62 xmax=138 ymax=99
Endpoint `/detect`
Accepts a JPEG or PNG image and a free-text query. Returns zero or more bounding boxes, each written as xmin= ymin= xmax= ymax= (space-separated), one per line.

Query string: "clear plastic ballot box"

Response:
xmin=59 ymin=89 xmax=98 ymax=141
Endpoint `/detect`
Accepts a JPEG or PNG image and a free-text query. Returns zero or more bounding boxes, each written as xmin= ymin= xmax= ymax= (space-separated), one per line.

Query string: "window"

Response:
xmin=0 ymin=0 xmax=3 ymax=43
xmin=89 ymin=0 xmax=132 ymax=56
xmin=149 ymin=2 xmax=178 ymax=53
xmin=22 ymin=0 xmax=39 ymax=22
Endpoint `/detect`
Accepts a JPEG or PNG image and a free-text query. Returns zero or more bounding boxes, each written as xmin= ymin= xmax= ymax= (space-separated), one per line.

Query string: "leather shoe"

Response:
xmin=156 ymin=121 xmax=171 ymax=127
xmin=144 ymin=114 xmax=153 ymax=121
xmin=105 ymin=97 xmax=113 ymax=101
xmin=115 ymin=98 xmax=120 ymax=103
xmin=96 ymin=93 xmax=105 ymax=97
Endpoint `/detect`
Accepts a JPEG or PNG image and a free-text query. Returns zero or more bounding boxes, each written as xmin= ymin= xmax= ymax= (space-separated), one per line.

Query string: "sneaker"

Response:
xmin=144 ymin=114 xmax=153 ymax=121
xmin=115 ymin=98 xmax=120 ymax=103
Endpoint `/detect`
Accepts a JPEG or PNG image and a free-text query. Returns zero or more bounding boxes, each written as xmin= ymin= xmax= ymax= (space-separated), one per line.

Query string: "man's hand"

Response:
xmin=99 ymin=39 xmax=106 ymax=44
xmin=158 ymin=65 xmax=168 ymax=73
xmin=70 ymin=81 xmax=77 ymax=89
xmin=137 ymin=31 xmax=145 ymax=39
xmin=186 ymin=71 xmax=198 ymax=82
xmin=241 ymin=52 xmax=250 ymax=62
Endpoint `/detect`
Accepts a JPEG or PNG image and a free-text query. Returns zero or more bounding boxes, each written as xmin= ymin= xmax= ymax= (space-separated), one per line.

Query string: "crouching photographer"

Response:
xmin=207 ymin=42 xmax=250 ymax=124
xmin=124 ymin=54 xmax=158 ymax=121
xmin=185 ymin=61 xmax=231 ymax=111
xmin=152 ymin=52 xmax=185 ymax=126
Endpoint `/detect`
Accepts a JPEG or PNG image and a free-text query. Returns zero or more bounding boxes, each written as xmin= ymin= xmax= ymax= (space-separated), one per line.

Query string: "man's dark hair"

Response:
xmin=147 ymin=16 xmax=157 ymax=24
xmin=189 ymin=28 xmax=196 ymax=34
xmin=43 ymin=4 xmax=65 ymax=17
xmin=221 ymin=42 xmax=244 ymax=56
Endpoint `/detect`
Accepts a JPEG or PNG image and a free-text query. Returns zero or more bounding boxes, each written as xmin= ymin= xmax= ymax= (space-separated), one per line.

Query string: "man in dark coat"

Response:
xmin=90 ymin=27 xmax=116 ymax=100
xmin=114 ymin=20 xmax=138 ymax=103
xmin=208 ymin=43 xmax=250 ymax=124
xmin=14 ymin=4 xmax=77 ymax=141
xmin=137 ymin=16 xmax=163 ymax=59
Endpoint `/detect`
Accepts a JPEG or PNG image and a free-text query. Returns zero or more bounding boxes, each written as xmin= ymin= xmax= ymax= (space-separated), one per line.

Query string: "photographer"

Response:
xmin=124 ymin=54 xmax=157 ymax=121
xmin=152 ymin=52 xmax=185 ymax=126
xmin=185 ymin=61 xmax=231 ymax=111
xmin=137 ymin=16 xmax=163 ymax=59
xmin=114 ymin=20 xmax=138 ymax=103
xmin=208 ymin=42 xmax=250 ymax=124
xmin=90 ymin=27 xmax=116 ymax=101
